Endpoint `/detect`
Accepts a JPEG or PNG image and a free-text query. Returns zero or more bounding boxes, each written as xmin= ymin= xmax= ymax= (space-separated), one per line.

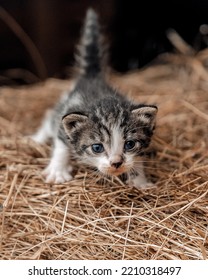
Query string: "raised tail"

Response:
xmin=75 ymin=8 xmax=106 ymax=77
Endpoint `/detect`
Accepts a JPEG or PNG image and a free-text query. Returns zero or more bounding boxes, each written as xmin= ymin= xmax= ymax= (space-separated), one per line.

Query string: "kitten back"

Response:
xmin=75 ymin=8 xmax=106 ymax=77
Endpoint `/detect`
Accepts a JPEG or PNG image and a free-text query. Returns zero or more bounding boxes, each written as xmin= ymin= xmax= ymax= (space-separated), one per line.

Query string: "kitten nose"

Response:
xmin=110 ymin=160 xmax=123 ymax=169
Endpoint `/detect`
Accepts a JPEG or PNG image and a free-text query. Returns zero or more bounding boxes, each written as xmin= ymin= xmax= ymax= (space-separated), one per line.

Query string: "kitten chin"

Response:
xmin=30 ymin=9 xmax=158 ymax=189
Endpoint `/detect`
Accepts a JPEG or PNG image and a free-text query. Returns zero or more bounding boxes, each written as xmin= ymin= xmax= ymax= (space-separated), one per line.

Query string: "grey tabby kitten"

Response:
xmin=31 ymin=9 xmax=158 ymax=188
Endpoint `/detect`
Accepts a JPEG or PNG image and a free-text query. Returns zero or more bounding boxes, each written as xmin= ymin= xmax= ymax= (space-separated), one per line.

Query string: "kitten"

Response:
xmin=31 ymin=8 xmax=158 ymax=188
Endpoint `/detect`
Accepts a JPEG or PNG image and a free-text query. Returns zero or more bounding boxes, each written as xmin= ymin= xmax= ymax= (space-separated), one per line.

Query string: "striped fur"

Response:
xmin=31 ymin=9 xmax=158 ymax=188
xmin=75 ymin=8 xmax=106 ymax=77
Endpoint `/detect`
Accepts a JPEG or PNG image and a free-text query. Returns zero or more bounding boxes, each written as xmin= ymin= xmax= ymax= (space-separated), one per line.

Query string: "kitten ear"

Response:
xmin=62 ymin=113 xmax=88 ymax=136
xmin=131 ymin=106 xmax=158 ymax=128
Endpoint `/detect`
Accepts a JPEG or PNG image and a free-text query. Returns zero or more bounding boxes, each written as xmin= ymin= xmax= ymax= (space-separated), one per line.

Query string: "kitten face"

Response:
xmin=62 ymin=99 xmax=157 ymax=176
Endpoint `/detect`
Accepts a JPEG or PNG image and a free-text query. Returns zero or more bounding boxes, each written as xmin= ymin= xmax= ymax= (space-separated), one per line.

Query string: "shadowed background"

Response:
xmin=0 ymin=0 xmax=208 ymax=84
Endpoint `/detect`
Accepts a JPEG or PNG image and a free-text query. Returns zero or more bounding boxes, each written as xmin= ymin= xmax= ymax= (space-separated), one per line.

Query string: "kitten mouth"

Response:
xmin=100 ymin=166 xmax=128 ymax=176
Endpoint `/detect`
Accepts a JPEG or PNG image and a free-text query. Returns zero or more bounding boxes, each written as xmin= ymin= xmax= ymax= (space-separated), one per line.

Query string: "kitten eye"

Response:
xmin=91 ymin=143 xmax=104 ymax=153
xmin=124 ymin=140 xmax=136 ymax=151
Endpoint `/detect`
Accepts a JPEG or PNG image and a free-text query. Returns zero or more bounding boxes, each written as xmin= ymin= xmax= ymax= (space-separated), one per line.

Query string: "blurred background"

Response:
xmin=0 ymin=0 xmax=208 ymax=85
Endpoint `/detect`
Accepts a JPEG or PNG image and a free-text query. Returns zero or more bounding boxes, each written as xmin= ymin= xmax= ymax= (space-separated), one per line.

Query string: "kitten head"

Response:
xmin=62 ymin=99 xmax=157 ymax=176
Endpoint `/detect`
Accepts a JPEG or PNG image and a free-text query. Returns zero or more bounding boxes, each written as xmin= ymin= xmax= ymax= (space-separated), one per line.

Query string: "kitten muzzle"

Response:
xmin=104 ymin=164 xmax=127 ymax=176
xmin=107 ymin=167 xmax=127 ymax=176
xmin=110 ymin=160 xmax=123 ymax=169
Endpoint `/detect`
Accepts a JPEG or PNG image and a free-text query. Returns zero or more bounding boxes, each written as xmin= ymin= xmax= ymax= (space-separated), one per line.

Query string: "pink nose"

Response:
xmin=110 ymin=161 xmax=123 ymax=169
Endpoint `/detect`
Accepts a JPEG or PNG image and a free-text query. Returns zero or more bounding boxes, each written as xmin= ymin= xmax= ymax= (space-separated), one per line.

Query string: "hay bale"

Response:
xmin=0 ymin=60 xmax=208 ymax=259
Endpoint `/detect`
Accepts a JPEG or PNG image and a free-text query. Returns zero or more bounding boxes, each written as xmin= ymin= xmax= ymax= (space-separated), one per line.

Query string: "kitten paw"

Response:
xmin=137 ymin=182 xmax=155 ymax=189
xmin=43 ymin=165 xmax=73 ymax=184
xmin=128 ymin=177 xmax=156 ymax=190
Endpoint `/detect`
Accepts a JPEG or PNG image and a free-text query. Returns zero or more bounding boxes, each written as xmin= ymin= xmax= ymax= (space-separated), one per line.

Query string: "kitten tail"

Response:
xmin=75 ymin=8 xmax=106 ymax=77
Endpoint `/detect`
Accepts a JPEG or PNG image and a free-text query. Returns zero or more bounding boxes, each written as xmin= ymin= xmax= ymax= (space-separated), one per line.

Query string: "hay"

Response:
xmin=0 ymin=53 xmax=208 ymax=260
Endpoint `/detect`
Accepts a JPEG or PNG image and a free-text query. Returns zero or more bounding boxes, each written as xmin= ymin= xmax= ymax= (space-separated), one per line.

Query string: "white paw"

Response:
xmin=138 ymin=182 xmax=155 ymax=189
xmin=43 ymin=164 xmax=73 ymax=184
xmin=128 ymin=176 xmax=155 ymax=190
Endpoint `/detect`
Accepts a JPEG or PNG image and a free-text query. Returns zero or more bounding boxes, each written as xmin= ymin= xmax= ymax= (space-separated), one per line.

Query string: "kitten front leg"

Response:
xmin=128 ymin=162 xmax=154 ymax=189
xmin=43 ymin=138 xmax=73 ymax=184
xmin=30 ymin=110 xmax=53 ymax=144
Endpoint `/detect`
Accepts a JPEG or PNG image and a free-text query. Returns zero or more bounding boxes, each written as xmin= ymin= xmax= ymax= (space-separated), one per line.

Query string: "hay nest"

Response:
xmin=0 ymin=50 xmax=208 ymax=260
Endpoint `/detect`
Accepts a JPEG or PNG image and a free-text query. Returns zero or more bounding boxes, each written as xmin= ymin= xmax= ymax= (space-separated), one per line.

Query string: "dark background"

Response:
xmin=0 ymin=0 xmax=208 ymax=85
